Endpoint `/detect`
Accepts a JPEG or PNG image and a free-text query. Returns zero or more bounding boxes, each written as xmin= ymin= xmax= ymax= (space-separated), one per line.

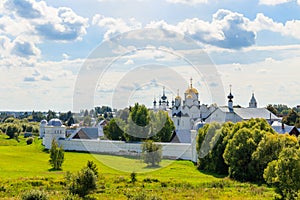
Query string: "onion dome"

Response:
xmin=185 ymin=78 xmax=199 ymax=94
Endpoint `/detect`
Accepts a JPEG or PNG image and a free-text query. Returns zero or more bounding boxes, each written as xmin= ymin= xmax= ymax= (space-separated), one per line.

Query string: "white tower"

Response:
xmin=43 ymin=119 xmax=66 ymax=149
xmin=39 ymin=119 xmax=47 ymax=138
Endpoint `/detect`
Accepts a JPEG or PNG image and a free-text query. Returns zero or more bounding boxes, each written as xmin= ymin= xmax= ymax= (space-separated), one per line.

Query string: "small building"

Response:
xmin=69 ymin=127 xmax=100 ymax=140
xmin=40 ymin=118 xmax=66 ymax=149
xmin=271 ymin=121 xmax=300 ymax=136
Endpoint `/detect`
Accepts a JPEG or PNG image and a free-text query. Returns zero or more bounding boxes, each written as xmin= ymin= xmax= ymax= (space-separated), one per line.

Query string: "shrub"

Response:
xmin=130 ymin=172 xmax=137 ymax=184
xmin=21 ymin=190 xmax=48 ymax=200
xmin=68 ymin=167 xmax=97 ymax=197
xmin=142 ymin=140 xmax=162 ymax=167
xmin=86 ymin=160 xmax=98 ymax=177
xmin=26 ymin=137 xmax=34 ymax=145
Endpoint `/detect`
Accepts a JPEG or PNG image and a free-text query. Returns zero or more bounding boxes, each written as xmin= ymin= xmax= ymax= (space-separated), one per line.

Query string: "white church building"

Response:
xmin=153 ymin=80 xmax=280 ymax=143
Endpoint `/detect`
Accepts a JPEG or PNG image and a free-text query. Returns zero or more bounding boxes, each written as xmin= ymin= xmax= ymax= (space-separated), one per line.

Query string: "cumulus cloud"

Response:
xmin=92 ymin=14 xmax=142 ymax=40
xmin=11 ymin=38 xmax=41 ymax=57
xmin=0 ymin=0 xmax=88 ymax=59
xmin=250 ymin=13 xmax=300 ymax=40
xmin=5 ymin=0 xmax=42 ymax=19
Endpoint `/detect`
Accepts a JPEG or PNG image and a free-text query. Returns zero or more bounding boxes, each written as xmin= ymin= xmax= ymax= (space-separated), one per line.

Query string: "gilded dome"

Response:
xmin=185 ymin=87 xmax=199 ymax=94
xmin=175 ymin=95 xmax=181 ymax=99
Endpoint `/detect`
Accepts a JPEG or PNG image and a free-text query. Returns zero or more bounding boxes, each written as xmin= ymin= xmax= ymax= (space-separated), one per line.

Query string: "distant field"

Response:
xmin=0 ymin=133 xmax=275 ymax=199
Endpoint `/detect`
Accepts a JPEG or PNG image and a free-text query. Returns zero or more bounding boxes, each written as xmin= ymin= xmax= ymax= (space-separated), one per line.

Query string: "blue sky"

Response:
xmin=0 ymin=0 xmax=299 ymax=111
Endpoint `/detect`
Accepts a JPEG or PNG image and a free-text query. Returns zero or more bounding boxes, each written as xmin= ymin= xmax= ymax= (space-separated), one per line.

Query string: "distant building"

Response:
xmin=205 ymin=88 xmax=279 ymax=123
xmin=271 ymin=121 xmax=300 ymax=136
xmin=40 ymin=118 xmax=66 ymax=149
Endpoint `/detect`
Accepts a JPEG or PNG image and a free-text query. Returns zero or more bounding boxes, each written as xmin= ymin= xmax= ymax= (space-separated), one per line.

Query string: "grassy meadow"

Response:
xmin=0 ymin=133 xmax=276 ymax=199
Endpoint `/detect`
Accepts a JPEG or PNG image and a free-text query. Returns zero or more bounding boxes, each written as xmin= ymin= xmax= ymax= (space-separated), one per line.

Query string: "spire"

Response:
xmin=228 ymin=85 xmax=234 ymax=112
xmin=161 ymin=86 xmax=167 ymax=101
xmin=190 ymin=77 xmax=193 ymax=89
xmin=249 ymin=92 xmax=257 ymax=108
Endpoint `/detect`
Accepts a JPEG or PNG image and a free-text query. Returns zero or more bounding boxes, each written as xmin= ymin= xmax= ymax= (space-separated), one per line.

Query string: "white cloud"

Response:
xmin=259 ymin=0 xmax=292 ymax=5
xmin=0 ymin=0 xmax=88 ymax=59
xmin=250 ymin=13 xmax=300 ymax=40
xmin=166 ymin=0 xmax=208 ymax=5
xmin=124 ymin=59 xmax=134 ymax=65
xmin=92 ymin=14 xmax=142 ymax=40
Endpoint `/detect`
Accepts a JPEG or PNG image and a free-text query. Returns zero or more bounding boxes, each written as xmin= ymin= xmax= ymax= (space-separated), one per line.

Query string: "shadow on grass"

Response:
xmin=48 ymin=168 xmax=63 ymax=172
xmin=199 ymin=170 xmax=227 ymax=178
xmin=143 ymin=165 xmax=161 ymax=169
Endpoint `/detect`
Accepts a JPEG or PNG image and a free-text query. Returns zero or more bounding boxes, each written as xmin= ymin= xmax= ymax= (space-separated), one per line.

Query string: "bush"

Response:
xmin=86 ymin=160 xmax=98 ymax=177
xmin=142 ymin=140 xmax=162 ymax=167
xmin=130 ymin=172 xmax=137 ymax=184
xmin=26 ymin=137 xmax=34 ymax=145
xmin=68 ymin=167 xmax=97 ymax=197
xmin=21 ymin=190 xmax=48 ymax=200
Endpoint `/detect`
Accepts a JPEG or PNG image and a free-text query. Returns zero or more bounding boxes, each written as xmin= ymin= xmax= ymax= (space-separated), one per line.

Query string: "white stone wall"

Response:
xmin=57 ymin=139 xmax=196 ymax=162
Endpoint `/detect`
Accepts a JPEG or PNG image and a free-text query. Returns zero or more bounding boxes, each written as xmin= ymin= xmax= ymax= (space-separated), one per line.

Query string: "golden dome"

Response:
xmin=185 ymin=87 xmax=199 ymax=94
xmin=185 ymin=77 xmax=199 ymax=95
xmin=175 ymin=95 xmax=181 ymax=99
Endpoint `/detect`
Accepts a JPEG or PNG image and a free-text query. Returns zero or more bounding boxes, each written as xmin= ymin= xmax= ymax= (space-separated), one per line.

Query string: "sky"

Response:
xmin=0 ymin=0 xmax=299 ymax=112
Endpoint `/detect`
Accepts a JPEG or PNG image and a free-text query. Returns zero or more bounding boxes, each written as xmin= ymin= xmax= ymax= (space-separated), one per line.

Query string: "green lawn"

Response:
xmin=0 ymin=134 xmax=276 ymax=199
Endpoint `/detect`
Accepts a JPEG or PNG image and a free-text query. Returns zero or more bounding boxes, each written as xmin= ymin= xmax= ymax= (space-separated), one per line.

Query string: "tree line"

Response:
xmin=197 ymin=118 xmax=300 ymax=199
xmin=104 ymin=103 xmax=175 ymax=142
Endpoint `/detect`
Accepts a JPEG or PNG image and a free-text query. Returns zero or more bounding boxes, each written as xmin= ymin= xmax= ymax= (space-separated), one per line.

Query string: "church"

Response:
xmin=153 ymin=79 xmax=280 ymax=143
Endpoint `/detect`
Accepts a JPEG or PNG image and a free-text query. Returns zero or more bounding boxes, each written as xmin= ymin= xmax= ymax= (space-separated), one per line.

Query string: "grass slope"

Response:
xmin=0 ymin=134 xmax=275 ymax=199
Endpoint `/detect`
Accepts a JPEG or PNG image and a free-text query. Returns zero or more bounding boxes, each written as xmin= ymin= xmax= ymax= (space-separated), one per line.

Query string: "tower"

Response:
xmin=249 ymin=93 xmax=257 ymax=108
xmin=227 ymin=85 xmax=234 ymax=112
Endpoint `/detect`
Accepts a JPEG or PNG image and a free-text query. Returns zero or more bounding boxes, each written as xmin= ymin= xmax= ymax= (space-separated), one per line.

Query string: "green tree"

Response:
xmin=251 ymin=133 xmax=298 ymax=181
xmin=282 ymin=109 xmax=300 ymax=127
xmin=5 ymin=123 xmax=21 ymax=139
xmin=46 ymin=110 xmax=57 ymax=121
xmin=125 ymin=103 xmax=150 ymax=141
xmin=264 ymin=147 xmax=300 ymax=199
xmin=49 ymin=139 xmax=64 ymax=170
xmin=142 ymin=140 xmax=162 ymax=167
xmin=104 ymin=118 xmax=125 ymax=140
xmin=197 ymin=122 xmax=233 ymax=175
xmin=150 ymin=110 xmax=175 ymax=142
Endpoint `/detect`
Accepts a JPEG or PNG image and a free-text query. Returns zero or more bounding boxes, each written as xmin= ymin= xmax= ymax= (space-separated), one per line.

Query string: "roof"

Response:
xmin=218 ymin=107 xmax=279 ymax=120
xmin=171 ymin=130 xmax=191 ymax=143
xmin=271 ymin=121 xmax=297 ymax=134
xmin=70 ymin=127 xmax=99 ymax=140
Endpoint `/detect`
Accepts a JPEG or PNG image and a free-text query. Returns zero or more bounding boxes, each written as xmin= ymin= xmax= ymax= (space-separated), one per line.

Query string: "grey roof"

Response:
xmin=173 ymin=130 xmax=191 ymax=143
xmin=219 ymin=107 xmax=279 ymax=120
xmin=271 ymin=121 xmax=295 ymax=134
xmin=69 ymin=127 xmax=99 ymax=140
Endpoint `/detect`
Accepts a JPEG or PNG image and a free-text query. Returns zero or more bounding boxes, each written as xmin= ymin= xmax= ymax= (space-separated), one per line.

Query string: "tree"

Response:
xmin=223 ymin=119 xmax=272 ymax=181
xmin=49 ymin=139 xmax=64 ymax=170
xmin=103 ymin=118 xmax=125 ymax=140
xmin=197 ymin=122 xmax=233 ymax=175
xmin=149 ymin=110 xmax=175 ymax=142
xmin=251 ymin=133 xmax=298 ymax=181
xmin=142 ymin=140 xmax=162 ymax=167
xmin=264 ymin=147 xmax=300 ymax=199
xmin=68 ymin=167 xmax=97 ymax=197
xmin=5 ymin=123 xmax=21 ymax=139
xmin=282 ymin=109 xmax=300 ymax=127
xmin=46 ymin=110 xmax=56 ymax=121
xmin=83 ymin=116 xmax=91 ymax=127
xmin=125 ymin=103 xmax=150 ymax=141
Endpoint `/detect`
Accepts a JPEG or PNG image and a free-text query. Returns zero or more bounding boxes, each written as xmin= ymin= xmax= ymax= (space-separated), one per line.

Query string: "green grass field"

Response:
xmin=0 ymin=133 xmax=276 ymax=199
